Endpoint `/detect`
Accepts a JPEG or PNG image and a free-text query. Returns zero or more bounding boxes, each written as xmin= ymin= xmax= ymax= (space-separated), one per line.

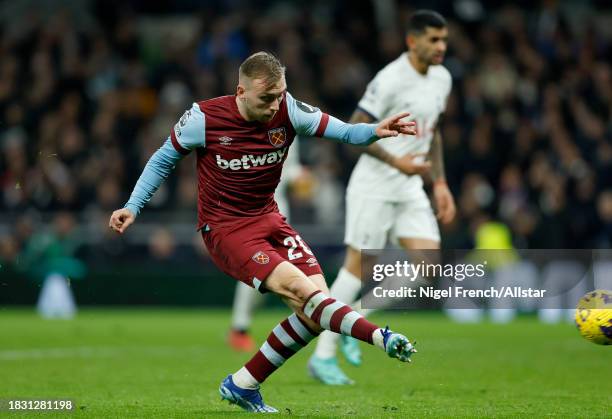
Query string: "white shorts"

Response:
xmin=344 ymin=189 xmax=440 ymax=249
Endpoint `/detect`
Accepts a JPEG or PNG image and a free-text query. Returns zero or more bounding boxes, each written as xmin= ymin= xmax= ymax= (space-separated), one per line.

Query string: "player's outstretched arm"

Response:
xmin=319 ymin=112 xmax=415 ymax=147
xmin=287 ymin=93 xmax=414 ymax=146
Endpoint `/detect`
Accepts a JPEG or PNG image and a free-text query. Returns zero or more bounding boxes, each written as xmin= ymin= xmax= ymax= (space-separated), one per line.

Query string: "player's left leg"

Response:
xmin=227 ymin=282 xmax=263 ymax=352
xmin=309 ymin=247 xmax=377 ymax=384
xmin=310 ymin=196 xmax=393 ymax=383
xmin=263 ymin=263 xmax=416 ymax=362
xmin=340 ymin=238 xmax=439 ymax=370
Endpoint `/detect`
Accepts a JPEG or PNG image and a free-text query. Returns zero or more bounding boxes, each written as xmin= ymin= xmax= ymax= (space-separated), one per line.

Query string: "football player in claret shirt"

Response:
xmin=109 ymin=52 xmax=417 ymax=413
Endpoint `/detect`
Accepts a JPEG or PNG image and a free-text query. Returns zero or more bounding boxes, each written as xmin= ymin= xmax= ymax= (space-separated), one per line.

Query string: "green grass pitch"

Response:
xmin=0 ymin=308 xmax=610 ymax=418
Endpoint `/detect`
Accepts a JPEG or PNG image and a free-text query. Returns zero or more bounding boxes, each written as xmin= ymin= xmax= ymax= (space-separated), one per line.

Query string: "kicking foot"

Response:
xmin=340 ymin=335 xmax=362 ymax=366
xmin=227 ymin=329 xmax=256 ymax=352
xmin=381 ymin=327 xmax=417 ymax=362
xmin=307 ymin=355 xmax=354 ymax=385
xmin=219 ymin=375 xmax=278 ymax=413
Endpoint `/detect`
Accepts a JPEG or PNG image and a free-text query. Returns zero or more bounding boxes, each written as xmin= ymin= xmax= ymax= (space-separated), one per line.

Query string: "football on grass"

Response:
xmin=575 ymin=290 xmax=612 ymax=345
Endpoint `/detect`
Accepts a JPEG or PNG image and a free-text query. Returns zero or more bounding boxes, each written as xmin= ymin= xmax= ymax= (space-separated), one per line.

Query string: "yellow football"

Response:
xmin=574 ymin=290 xmax=612 ymax=345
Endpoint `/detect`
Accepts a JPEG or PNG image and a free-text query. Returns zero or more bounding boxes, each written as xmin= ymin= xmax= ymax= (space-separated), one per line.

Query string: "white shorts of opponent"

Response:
xmin=344 ymin=188 xmax=440 ymax=249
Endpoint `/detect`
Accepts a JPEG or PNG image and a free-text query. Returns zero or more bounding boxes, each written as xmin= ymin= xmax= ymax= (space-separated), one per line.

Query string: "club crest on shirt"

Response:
xmin=267 ymin=127 xmax=287 ymax=148
xmin=252 ymin=251 xmax=270 ymax=265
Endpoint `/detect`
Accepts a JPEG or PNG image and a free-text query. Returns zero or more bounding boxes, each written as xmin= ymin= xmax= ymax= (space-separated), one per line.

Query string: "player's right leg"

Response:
xmin=220 ymin=306 xmax=318 ymax=413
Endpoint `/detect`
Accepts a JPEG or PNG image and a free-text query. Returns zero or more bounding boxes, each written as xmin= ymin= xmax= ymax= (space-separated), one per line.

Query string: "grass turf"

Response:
xmin=0 ymin=308 xmax=610 ymax=418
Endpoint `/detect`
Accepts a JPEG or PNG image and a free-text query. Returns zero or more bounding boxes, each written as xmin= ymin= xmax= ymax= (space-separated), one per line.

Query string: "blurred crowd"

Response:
xmin=0 ymin=0 xmax=611 ymax=268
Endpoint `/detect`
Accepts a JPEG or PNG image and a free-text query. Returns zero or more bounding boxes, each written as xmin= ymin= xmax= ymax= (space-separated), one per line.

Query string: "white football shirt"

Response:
xmin=347 ymin=52 xmax=452 ymax=201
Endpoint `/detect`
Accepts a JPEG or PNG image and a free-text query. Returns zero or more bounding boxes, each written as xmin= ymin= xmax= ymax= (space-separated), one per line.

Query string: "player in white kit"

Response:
xmin=309 ymin=10 xmax=456 ymax=384
xmin=227 ymin=140 xmax=306 ymax=351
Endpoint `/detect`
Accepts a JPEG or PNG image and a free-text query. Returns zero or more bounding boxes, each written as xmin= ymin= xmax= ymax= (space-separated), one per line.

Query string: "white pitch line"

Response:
xmin=0 ymin=345 xmax=208 ymax=361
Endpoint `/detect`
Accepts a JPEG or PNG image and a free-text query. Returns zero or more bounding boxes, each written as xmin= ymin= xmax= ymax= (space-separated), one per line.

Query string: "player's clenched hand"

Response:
xmin=109 ymin=208 xmax=136 ymax=234
xmin=433 ymin=181 xmax=456 ymax=224
xmin=375 ymin=112 xmax=417 ymax=138
xmin=392 ymin=153 xmax=431 ymax=176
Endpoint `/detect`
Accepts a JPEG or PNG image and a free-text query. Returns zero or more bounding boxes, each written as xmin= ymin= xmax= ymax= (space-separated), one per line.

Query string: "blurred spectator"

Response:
xmin=0 ymin=0 xmax=610 ymax=255
xmin=16 ymin=212 xmax=86 ymax=281
xmin=14 ymin=211 xmax=85 ymax=317
xmin=148 ymin=227 xmax=176 ymax=262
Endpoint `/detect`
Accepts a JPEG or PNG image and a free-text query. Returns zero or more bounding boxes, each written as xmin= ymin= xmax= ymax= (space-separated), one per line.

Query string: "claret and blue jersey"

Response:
xmin=124 ymin=92 xmax=380 ymax=229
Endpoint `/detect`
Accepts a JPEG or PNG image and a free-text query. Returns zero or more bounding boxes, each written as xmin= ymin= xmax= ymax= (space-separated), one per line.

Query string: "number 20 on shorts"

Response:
xmin=283 ymin=235 xmax=313 ymax=260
